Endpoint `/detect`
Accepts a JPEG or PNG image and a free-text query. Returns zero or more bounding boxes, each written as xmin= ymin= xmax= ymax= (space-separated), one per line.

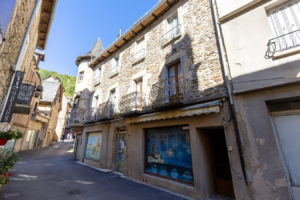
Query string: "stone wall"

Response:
xmin=0 ymin=0 xmax=38 ymax=104
xmin=90 ymin=0 xmax=226 ymax=112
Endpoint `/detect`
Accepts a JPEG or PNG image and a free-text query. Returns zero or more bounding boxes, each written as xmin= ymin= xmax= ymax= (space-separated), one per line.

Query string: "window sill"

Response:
xmin=273 ymin=46 xmax=300 ymax=60
xmin=109 ymin=72 xmax=119 ymax=78
xmin=161 ymin=33 xmax=182 ymax=48
xmin=132 ymin=56 xmax=145 ymax=66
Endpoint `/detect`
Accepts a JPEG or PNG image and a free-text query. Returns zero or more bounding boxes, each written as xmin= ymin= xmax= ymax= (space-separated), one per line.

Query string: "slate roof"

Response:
xmin=75 ymin=38 xmax=104 ymax=66
xmin=40 ymin=80 xmax=61 ymax=102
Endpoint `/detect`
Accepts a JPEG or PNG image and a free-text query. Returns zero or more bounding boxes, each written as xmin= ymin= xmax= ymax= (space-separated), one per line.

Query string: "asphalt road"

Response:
xmin=0 ymin=141 xmax=188 ymax=200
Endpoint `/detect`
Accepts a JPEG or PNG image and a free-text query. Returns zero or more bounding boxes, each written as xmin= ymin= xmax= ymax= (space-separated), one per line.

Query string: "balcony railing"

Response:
xmin=265 ymin=29 xmax=300 ymax=58
xmin=150 ymin=76 xmax=186 ymax=108
xmin=161 ymin=24 xmax=181 ymax=45
xmin=119 ymin=92 xmax=150 ymax=114
xmin=110 ymin=65 xmax=120 ymax=77
xmin=131 ymin=49 xmax=145 ymax=65
xmin=86 ymin=101 xmax=119 ymax=122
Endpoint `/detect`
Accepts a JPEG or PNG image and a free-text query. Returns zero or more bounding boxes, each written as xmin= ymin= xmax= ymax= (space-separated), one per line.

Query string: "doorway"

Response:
xmin=198 ymin=127 xmax=235 ymax=199
xmin=116 ymin=128 xmax=127 ymax=173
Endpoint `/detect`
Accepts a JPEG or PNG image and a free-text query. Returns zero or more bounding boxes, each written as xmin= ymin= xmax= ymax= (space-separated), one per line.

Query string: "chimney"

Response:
xmin=118 ymin=28 xmax=122 ymax=38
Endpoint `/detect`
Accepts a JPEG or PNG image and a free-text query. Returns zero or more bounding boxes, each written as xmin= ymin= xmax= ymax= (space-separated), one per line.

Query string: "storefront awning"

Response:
xmin=126 ymin=100 xmax=221 ymax=124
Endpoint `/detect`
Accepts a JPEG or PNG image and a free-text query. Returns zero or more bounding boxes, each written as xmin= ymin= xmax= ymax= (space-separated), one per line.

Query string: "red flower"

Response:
xmin=4 ymin=174 xmax=7 ymax=177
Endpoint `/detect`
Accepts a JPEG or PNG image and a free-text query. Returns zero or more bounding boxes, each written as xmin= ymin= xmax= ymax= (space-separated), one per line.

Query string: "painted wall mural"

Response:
xmin=145 ymin=126 xmax=193 ymax=183
xmin=85 ymin=132 xmax=102 ymax=161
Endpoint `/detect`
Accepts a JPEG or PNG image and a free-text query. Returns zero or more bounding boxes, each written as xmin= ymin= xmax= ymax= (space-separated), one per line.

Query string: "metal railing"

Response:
xmin=132 ymin=49 xmax=145 ymax=64
xmin=161 ymin=24 xmax=181 ymax=45
xmin=86 ymin=101 xmax=119 ymax=122
xmin=110 ymin=65 xmax=120 ymax=77
xmin=150 ymin=76 xmax=186 ymax=108
xmin=119 ymin=92 xmax=150 ymax=114
xmin=265 ymin=29 xmax=300 ymax=58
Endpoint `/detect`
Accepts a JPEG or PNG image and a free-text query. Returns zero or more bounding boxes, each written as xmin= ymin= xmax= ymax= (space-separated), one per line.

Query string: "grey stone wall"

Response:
xmin=90 ymin=0 xmax=226 ymax=112
xmin=0 ymin=0 xmax=38 ymax=104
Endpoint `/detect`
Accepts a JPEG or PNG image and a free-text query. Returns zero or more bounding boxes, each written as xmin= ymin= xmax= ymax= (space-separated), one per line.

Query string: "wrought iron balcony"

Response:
xmin=150 ymin=76 xmax=186 ymax=108
xmin=86 ymin=101 xmax=118 ymax=122
xmin=265 ymin=29 xmax=300 ymax=58
xmin=131 ymin=49 xmax=145 ymax=65
xmin=161 ymin=24 xmax=181 ymax=46
xmin=119 ymin=92 xmax=150 ymax=114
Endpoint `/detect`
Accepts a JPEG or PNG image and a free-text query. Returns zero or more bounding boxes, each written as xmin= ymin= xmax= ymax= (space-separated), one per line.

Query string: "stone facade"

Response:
xmin=71 ymin=1 xmax=253 ymax=199
xmin=0 ymin=0 xmax=37 ymax=104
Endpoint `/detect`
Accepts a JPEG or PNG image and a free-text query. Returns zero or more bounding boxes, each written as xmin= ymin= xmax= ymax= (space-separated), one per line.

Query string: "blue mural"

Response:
xmin=145 ymin=126 xmax=193 ymax=183
xmin=85 ymin=133 xmax=102 ymax=161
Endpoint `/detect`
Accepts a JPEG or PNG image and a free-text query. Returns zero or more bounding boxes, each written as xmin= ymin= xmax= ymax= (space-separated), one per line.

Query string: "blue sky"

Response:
xmin=39 ymin=0 xmax=158 ymax=76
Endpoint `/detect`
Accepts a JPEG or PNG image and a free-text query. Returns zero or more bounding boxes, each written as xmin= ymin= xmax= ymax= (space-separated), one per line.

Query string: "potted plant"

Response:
xmin=0 ymin=150 xmax=18 ymax=188
xmin=0 ymin=129 xmax=23 ymax=145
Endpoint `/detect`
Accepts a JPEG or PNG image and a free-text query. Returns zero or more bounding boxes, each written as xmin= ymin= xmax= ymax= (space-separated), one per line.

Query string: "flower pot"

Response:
xmin=0 ymin=139 xmax=7 ymax=146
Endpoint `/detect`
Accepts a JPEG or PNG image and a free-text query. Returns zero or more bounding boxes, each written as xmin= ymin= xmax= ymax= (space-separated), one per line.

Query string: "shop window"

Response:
xmin=85 ymin=132 xmax=102 ymax=161
xmin=145 ymin=125 xmax=193 ymax=184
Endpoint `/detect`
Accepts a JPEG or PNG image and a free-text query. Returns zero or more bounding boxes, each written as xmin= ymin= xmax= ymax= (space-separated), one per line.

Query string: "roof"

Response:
xmin=40 ymin=80 xmax=61 ymax=102
xmin=90 ymin=0 xmax=179 ymax=68
xmin=75 ymin=38 xmax=104 ymax=66
xmin=37 ymin=0 xmax=58 ymax=50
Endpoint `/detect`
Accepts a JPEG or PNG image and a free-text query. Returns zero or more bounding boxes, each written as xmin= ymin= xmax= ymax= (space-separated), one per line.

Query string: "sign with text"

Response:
xmin=16 ymin=83 xmax=35 ymax=105
xmin=1 ymin=71 xmax=24 ymax=122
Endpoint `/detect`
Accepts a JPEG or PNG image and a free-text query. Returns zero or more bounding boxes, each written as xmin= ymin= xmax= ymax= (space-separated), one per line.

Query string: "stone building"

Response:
xmin=70 ymin=38 xmax=104 ymax=160
xmin=70 ymin=0 xmax=250 ymax=199
xmin=55 ymin=93 xmax=71 ymax=141
xmin=213 ymin=0 xmax=300 ymax=199
xmin=38 ymin=77 xmax=64 ymax=147
xmin=0 ymin=0 xmax=58 ymax=151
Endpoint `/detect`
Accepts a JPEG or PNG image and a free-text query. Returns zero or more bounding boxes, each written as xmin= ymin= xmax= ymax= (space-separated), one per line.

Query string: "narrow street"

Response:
xmin=0 ymin=142 xmax=187 ymax=200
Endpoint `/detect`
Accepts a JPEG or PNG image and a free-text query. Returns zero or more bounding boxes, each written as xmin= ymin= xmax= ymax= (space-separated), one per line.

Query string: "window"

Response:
xmin=167 ymin=62 xmax=181 ymax=97
xmin=109 ymin=89 xmax=116 ymax=115
xmin=111 ymin=57 xmax=119 ymax=76
xmin=162 ymin=13 xmax=180 ymax=45
xmin=94 ymin=67 xmax=101 ymax=85
xmin=78 ymin=71 xmax=84 ymax=81
xmin=268 ymin=0 xmax=300 ymax=52
xmin=85 ymin=132 xmax=102 ymax=161
xmin=135 ymin=79 xmax=143 ymax=108
xmin=145 ymin=126 xmax=193 ymax=184
xmin=132 ymin=36 xmax=146 ymax=64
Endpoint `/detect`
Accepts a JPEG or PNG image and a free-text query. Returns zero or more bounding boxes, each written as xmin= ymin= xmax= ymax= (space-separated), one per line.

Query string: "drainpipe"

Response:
xmin=0 ymin=0 xmax=42 ymax=123
xmin=210 ymin=0 xmax=248 ymax=184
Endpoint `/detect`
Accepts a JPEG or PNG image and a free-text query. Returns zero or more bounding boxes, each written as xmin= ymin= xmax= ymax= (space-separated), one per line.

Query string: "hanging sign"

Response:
xmin=16 ymin=83 xmax=35 ymax=105
xmin=0 ymin=71 xmax=24 ymax=122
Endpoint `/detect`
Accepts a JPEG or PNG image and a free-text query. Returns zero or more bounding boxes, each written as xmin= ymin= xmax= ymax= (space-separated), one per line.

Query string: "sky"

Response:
xmin=39 ymin=0 xmax=158 ymax=77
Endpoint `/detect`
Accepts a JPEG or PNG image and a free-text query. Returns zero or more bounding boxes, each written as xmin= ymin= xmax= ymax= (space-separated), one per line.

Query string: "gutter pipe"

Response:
xmin=210 ymin=0 xmax=249 ymax=184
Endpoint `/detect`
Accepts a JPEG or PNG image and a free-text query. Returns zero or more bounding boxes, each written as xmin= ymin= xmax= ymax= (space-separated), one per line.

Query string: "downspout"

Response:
xmin=210 ymin=0 xmax=248 ymax=184
xmin=0 ymin=0 xmax=42 ymax=122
